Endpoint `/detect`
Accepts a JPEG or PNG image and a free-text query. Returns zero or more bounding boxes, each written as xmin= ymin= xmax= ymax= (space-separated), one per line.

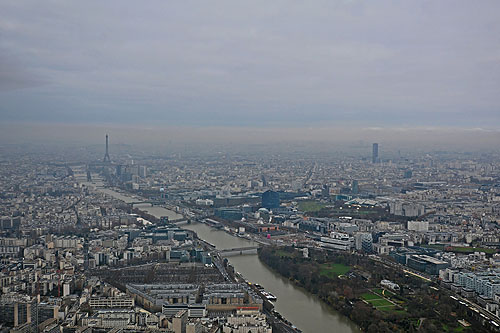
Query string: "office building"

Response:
xmin=0 ymin=295 xmax=37 ymax=329
xmin=407 ymin=221 xmax=429 ymax=232
xmin=322 ymin=184 xmax=330 ymax=197
xmin=407 ymin=255 xmax=449 ymax=275
xmin=261 ymin=190 xmax=280 ymax=209
xmin=215 ymin=208 xmax=243 ymax=221
xmin=319 ymin=232 xmax=354 ymax=251
xmin=355 ymin=233 xmax=373 ymax=253
xmin=351 ymin=180 xmax=359 ymax=194
xmin=372 ymin=143 xmax=379 ymax=163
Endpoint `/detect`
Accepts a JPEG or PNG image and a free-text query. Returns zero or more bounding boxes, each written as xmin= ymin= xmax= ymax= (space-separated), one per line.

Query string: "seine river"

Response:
xmin=91 ymin=184 xmax=358 ymax=333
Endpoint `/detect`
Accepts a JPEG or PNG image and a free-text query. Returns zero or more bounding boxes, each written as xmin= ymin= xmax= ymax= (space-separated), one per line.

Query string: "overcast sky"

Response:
xmin=1 ymin=1 xmax=500 ymax=129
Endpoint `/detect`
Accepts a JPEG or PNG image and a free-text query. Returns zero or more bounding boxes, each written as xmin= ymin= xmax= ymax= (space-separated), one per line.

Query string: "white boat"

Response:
xmin=261 ymin=291 xmax=277 ymax=301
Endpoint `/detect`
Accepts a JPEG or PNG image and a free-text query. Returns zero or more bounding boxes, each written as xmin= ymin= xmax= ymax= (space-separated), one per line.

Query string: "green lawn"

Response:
xmin=319 ymin=263 xmax=351 ymax=278
xmin=420 ymin=244 xmax=496 ymax=254
xmin=448 ymin=246 xmax=496 ymax=254
xmin=367 ymin=298 xmax=393 ymax=307
xmin=298 ymin=200 xmax=327 ymax=212
xmin=374 ymin=288 xmax=398 ymax=299
xmin=361 ymin=291 xmax=406 ymax=314
xmin=361 ymin=292 xmax=382 ymax=301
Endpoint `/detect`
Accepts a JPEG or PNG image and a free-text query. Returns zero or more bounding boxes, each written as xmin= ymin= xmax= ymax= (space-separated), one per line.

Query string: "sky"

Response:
xmin=1 ymin=1 xmax=500 ymax=141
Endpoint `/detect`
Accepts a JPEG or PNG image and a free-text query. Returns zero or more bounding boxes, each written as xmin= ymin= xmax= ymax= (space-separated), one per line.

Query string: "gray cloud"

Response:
xmin=0 ymin=1 xmax=499 ymax=127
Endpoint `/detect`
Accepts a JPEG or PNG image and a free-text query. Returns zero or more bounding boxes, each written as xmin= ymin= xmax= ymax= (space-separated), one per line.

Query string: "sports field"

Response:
xmin=298 ymin=200 xmax=327 ymax=212
xmin=361 ymin=289 xmax=403 ymax=313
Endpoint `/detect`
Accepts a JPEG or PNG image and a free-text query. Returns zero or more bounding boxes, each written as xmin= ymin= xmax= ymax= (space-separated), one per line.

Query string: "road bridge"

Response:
xmin=217 ymin=246 xmax=260 ymax=257
xmin=127 ymin=200 xmax=166 ymax=206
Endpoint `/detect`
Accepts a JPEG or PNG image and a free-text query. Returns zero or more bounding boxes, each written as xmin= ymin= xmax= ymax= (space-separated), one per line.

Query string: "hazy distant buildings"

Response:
xmin=372 ymin=143 xmax=379 ymax=163
xmin=322 ymin=184 xmax=330 ymax=198
xmin=260 ymin=175 xmax=267 ymax=187
xmin=0 ymin=216 xmax=21 ymax=233
xmin=139 ymin=165 xmax=147 ymax=178
xmin=389 ymin=201 xmax=425 ymax=217
xmin=351 ymin=180 xmax=359 ymax=194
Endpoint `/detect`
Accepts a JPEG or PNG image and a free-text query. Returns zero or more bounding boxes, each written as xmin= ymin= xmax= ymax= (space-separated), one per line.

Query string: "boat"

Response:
xmin=261 ymin=291 xmax=277 ymax=301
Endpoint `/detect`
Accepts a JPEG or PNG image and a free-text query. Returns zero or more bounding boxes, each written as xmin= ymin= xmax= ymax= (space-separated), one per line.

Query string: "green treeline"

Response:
xmin=258 ymin=246 xmax=486 ymax=333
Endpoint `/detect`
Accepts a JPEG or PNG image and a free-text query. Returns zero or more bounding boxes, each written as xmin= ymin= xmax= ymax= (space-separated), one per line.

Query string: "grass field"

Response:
xmin=448 ymin=246 xmax=496 ymax=254
xmin=419 ymin=244 xmax=496 ymax=254
xmin=298 ymin=200 xmax=327 ymax=212
xmin=421 ymin=244 xmax=445 ymax=250
xmin=367 ymin=298 xmax=393 ymax=307
xmin=374 ymin=288 xmax=397 ymax=298
xmin=361 ymin=290 xmax=406 ymax=314
xmin=361 ymin=292 xmax=382 ymax=301
xmin=319 ymin=263 xmax=351 ymax=278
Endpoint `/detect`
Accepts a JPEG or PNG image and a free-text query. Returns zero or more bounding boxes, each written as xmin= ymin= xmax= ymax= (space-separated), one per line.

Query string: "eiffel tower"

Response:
xmin=103 ymin=134 xmax=111 ymax=163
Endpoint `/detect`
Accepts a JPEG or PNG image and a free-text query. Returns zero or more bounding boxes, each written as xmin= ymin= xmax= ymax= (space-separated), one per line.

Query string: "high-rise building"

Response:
xmin=322 ymin=184 xmax=330 ymax=197
xmin=116 ymin=165 xmax=122 ymax=177
xmin=355 ymin=233 xmax=373 ymax=253
xmin=0 ymin=216 xmax=21 ymax=232
xmin=261 ymin=175 xmax=267 ymax=187
xmin=372 ymin=143 xmax=379 ymax=163
xmin=139 ymin=165 xmax=147 ymax=178
xmin=351 ymin=180 xmax=359 ymax=194
xmin=0 ymin=295 xmax=37 ymax=329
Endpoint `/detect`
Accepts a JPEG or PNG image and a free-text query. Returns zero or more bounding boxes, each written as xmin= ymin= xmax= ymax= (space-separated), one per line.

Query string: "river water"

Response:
xmin=90 ymin=183 xmax=357 ymax=333
xmin=182 ymin=222 xmax=358 ymax=333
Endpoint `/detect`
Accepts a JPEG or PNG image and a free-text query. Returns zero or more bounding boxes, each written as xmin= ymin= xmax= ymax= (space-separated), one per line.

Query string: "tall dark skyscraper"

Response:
xmin=372 ymin=143 xmax=379 ymax=163
xmin=352 ymin=180 xmax=359 ymax=194
xmin=103 ymin=134 xmax=111 ymax=163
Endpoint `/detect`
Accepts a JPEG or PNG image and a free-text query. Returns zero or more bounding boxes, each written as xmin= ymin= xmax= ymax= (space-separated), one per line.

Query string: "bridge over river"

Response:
xmin=127 ymin=200 xmax=166 ymax=206
xmin=217 ymin=246 xmax=261 ymax=257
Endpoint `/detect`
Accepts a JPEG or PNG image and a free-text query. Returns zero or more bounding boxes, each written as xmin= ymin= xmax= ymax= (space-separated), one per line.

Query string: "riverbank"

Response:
xmin=87 ymin=181 xmax=358 ymax=333
xmin=258 ymin=246 xmax=483 ymax=333
xmin=183 ymin=222 xmax=358 ymax=333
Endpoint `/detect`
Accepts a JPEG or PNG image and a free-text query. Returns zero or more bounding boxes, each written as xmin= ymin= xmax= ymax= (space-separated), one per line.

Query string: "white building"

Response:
xmin=407 ymin=221 xmax=429 ymax=232
xmin=319 ymin=232 xmax=353 ymax=251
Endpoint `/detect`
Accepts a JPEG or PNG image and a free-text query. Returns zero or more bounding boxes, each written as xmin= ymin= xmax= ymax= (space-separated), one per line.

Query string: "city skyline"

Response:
xmin=1 ymin=2 xmax=500 ymax=332
xmin=1 ymin=122 xmax=499 ymax=152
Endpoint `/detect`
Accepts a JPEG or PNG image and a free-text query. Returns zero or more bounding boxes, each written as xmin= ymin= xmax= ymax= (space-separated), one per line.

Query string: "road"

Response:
xmin=455 ymin=294 xmax=500 ymax=327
